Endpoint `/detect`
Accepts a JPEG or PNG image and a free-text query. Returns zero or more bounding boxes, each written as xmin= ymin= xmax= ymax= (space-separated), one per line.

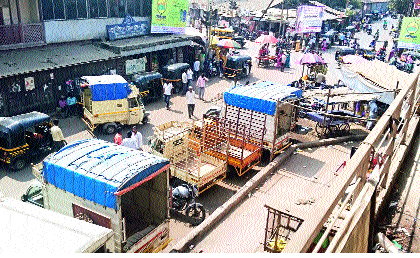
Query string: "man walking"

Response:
xmin=121 ymin=131 xmax=137 ymax=149
xmin=162 ymin=80 xmax=173 ymax=110
xmin=181 ymin=70 xmax=188 ymax=95
xmin=51 ymin=119 xmax=66 ymax=152
xmin=187 ymin=67 xmax=194 ymax=90
xmin=186 ymin=87 xmax=195 ymax=119
xmin=131 ymin=125 xmax=143 ymax=150
xmin=196 ymin=74 xmax=209 ymax=101
xmin=194 ymin=59 xmax=200 ymax=80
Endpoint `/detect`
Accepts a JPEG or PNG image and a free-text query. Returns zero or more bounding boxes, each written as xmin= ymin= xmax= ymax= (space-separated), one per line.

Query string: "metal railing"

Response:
xmin=0 ymin=23 xmax=45 ymax=46
xmin=282 ymin=72 xmax=420 ymax=253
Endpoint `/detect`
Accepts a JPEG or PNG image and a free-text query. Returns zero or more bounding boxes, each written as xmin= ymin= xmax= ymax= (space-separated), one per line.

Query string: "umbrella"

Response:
xmin=255 ymin=34 xmax=278 ymax=44
xmin=296 ymin=53 xmax=325 ymax=65
xmin=342 ymin=55 xmax=368 ymax=64
xmin=217 ymin=39 xmax=241 ymax=49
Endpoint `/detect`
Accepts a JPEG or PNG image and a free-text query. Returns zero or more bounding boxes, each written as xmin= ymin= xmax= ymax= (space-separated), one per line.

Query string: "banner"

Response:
xmin=151 ymin=0 xmax=189 ymax=34
xmin=106 ymin=15 xmax=150 ymax=41
xmin=398 ymin=17 xmax=420 ymax=50
xmin=295 ymin=5 xmax=324 ymax=33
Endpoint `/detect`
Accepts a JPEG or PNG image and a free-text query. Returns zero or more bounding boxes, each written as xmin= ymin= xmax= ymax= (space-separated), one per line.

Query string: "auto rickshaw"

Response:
xmin=335 ymin=46 xmax=356 ymax=62
xmin=162 ymin=63 xmax=190 ymax=94
xmin=0 ymin=111 xmax=53 ymax=170
xmin=132 ymin=72 xmax=163 ymax=103
xmin=224 ymin=55 xmax=252 ymax=79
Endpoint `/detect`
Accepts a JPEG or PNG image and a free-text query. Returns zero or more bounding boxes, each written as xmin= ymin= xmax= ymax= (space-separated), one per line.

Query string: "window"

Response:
xmin=54 ymin=0 xmax=65 ymax=19
xmin=128 ymin=98 xmax=138 ymax=108
xmin=109 ymin=0 xmax=125 ymax=18
xmin=40 ymin=0 xmax=54 ymax=20
xmin=127 ymin=0 xmax=141 ymax=16
xmin=89 ymin=0 xmax=108 ymax=18
xmin=67 ymin=0 xmax=87 ymax=19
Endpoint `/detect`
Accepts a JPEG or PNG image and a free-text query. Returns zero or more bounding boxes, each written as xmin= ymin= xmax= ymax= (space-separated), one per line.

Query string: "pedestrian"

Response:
xmin=58 ymin=95 xmax=68 ymax=118
xmin=121 ymin=131 xmax=137 ymax=149
xmin=315 ymin=73 xmax=326 ymax=89
xmin=51 ymin=119 xmax=66 ymax=152
xmin=366 ymin=100 xmax=378 ymax=130
xmin=322 ymin=39 xmax=327 ymax=51
xmin=194 ymin=59 xmax=200 ymax=80
xmin=186 ymin=87 xmax=195 ymax=119
xmin=276 ymin=50 xmax=282 ymax=69
xmin=196 ymin=73 xmax=209 ymax=101
xmin=281 ymin=52 xmax=287 ymax=72
xmin=114 ymin=126 xmax=122 ymax=145
xmin=187 ymin=67 xmax=194 ymax=89
xmin=66 ymin=94 xmax=77 ymax=117
xmin=181 ymin=70 xmax=188 ymax=95
xmin=162 ymin=79 xmax=173 ymax=109
xmin=131 ymin=125 xmax=143 ymax=150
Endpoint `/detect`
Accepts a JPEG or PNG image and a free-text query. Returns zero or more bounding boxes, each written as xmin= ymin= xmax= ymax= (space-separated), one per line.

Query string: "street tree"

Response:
xmin=389 ymin=0 xmax=412 ymax=15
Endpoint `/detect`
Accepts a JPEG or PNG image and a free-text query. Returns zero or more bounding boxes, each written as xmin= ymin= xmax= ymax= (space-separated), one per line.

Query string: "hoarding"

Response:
xmin=106 ymin=15 xmax=150 ymax=41
xmin=151 ymin=0 xmax=189 ymax=34
xmin=398 ymin=17 xmax=420 ymax=50
xmin=295 ymin=5 xmax=324 ymax=33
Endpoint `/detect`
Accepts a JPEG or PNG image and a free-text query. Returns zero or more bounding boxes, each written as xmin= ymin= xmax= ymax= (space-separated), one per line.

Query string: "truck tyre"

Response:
xmin=103 ymin=124 xmax=117 ymax=135
xmin=11 ymin=157 xmax=26 ymax=171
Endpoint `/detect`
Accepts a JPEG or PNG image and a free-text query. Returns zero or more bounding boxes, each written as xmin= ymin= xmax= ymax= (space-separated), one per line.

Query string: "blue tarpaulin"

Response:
xmin=42 ymin=139 xmax=169 ymax=209
xmin=223 ymin=81 xmax=302 ymax=115
xmin=82 ymin=75 xmax=132 ymax=101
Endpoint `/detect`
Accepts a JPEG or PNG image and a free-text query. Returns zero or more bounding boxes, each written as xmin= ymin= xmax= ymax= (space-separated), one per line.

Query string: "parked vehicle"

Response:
xmin=132 ymin=72 xmax=163 ymax=104
xmin=1 ymin=197 xmax=115 ymax=252
xmin=149 ymin=121 xmax=227 ymax=194
xmin=224 ymin=55 xmax=252 ymax=79
xmin=162 ymin=63 xmax=190 ymax=94
xmin=335 ymin=46 xmax=356 ymax=62
xmin=0 ymin=111 xmax=53 ymax=171
xmin=29 ymin=139 xmax=171 ymax=253
xmin=171 ymin=184 xmax=205 ymax=226
xmin=394 ymin=60 xmax=414 ymax=73
xmin=80 ymin=75 xmax=147 ymax=135
xmin=357 ymin=47 xmax=376 ymax=60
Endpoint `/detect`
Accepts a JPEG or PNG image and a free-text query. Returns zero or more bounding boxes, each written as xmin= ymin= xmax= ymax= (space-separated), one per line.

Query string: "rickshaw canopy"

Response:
xmin=132 ymin=72 xmax=162 ymax=85
xmin=0 ymin=111 xmax=50 ymax=135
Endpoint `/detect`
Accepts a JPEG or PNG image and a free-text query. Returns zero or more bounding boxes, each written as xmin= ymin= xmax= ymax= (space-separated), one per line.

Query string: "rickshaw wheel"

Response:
xmin=340 ymin=123 xmax=350 ymax=133
xmin=11 ymin=157 xmax=26 ymax=171
xmin=315 ymin=122 xmax=329 ymax=136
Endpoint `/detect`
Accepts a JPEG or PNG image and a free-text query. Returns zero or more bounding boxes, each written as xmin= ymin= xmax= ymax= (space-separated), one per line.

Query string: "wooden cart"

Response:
xmin=149 ymin=121 xmax=227 ymax=194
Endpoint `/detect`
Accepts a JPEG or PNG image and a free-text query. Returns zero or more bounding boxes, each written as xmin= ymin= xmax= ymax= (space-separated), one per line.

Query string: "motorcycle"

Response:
xmin=395 ymin=61 xmax=414 ymax=73
xmin=383 ymin=23 xmax=387 ymax=30
xmin=376 ymin=52 xmax=386 ymax=62
xmin=171 ymin=184 xmax=206 ymax=226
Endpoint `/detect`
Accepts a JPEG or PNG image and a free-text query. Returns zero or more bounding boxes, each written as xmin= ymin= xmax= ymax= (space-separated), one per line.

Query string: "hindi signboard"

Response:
xmin=295 ymin=5 xmax=324 ymax=33
xmin=106 ymin=15 xmax=150 ymax=41
xmin=151 ymin=0 xmax=189 ymax=34
xmin=398 ymin=17 xmax=420 ymax=50
xmin=126 ymin=57 xmax=147 ymax=75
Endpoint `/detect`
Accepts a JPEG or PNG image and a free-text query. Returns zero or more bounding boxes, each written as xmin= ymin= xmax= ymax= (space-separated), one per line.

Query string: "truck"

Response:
xmin=149 ymin=121 xmax=227 ymax=194
xmin=80 ymin=75 xmax=147 ymax=135
xmin=29 ymin=139 xmax=171 ymax=253
xmin=196 ymin=81 xmax=302 ymax=176
xmin=0 ymin=196 xmax=115 ymax=252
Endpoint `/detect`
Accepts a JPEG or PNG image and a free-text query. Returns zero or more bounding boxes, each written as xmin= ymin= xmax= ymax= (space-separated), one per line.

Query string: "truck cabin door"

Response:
xmin=128 ymin=97 xmax=141 ymax=124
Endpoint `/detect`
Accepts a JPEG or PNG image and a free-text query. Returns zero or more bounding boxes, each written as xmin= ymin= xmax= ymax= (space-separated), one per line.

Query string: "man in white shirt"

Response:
xmin=181 ymin=71 xmax=188 ymax=95
xmin=185 ymin=87 xmax=195 ymax=119
xmin=162 ymin=80 xmax=173 ymax=109
xmin=51 ymin=119 xmax=66 ymax=152
xmin=131 ymin=125 xmax=143 ymax=150
xmin=187 ymin=68 xmax=194 ymax=90
xmin=121 ymin=131 xmax=137 ymax=149
xmin=193 ymin=60 xmax=200 ymax=80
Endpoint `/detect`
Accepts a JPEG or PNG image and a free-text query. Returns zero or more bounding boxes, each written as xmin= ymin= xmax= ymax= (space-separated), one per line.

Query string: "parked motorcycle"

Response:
xmin=394 ymin=61 xmax=414 ymax=73
xmin=171 ymin=184 xmax=205 ymax=226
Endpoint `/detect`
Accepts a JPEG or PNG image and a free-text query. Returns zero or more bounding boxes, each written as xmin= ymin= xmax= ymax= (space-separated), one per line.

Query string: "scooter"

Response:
xmin=171 ymin=184 xmax=206 ymax=226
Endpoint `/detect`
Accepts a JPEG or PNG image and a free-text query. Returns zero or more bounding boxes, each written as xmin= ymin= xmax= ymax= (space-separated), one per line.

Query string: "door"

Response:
xmin=128 ymin=97 xmax=141 ymax=124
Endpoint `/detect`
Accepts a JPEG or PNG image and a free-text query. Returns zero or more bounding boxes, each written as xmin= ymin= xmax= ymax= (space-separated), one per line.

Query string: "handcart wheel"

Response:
xmin=340 ymin=123 xmax=350 ymax=133
xmin=315 ymin=122 xmax=329 ymax=136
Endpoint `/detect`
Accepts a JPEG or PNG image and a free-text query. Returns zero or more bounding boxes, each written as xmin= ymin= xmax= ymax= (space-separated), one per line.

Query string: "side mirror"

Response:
xmin=21 ymin=194 xmax=27 ymax=202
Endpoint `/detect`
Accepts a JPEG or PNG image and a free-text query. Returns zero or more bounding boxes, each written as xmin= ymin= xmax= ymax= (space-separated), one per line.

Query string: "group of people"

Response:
xmin=58 ymin=94 xmax=78 ymax=117
xmin=114 ymin=125 xmax=143 ymax=151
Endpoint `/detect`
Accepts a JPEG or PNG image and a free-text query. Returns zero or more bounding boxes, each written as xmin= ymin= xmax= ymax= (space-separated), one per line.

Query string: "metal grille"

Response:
xmin=0 ymin=23 xmax=45 ymax=46
xmin=264 ymin=206 xmax=303 ymax=253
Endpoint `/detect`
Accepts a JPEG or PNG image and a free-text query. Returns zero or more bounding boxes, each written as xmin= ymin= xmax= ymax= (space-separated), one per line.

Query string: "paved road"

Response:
xmin=0 ymin=16 xmax=400 ymax=252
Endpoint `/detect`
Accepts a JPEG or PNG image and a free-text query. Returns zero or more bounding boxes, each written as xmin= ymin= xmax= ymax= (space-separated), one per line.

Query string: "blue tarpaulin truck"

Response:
xmin=29 ymin=139 xmax=171 ymax=253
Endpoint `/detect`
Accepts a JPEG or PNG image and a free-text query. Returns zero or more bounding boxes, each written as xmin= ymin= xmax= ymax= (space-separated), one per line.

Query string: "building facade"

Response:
xmin=0 ymin=0 xmax=202 ymax=117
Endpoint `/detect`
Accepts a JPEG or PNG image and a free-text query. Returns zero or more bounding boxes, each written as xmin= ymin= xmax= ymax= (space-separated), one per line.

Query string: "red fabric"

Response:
xmin=114 ymin=133 xmax=122 ymax=145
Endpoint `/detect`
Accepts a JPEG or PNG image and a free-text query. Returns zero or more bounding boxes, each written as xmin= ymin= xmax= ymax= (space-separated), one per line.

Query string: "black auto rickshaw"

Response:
xmin=0 ymin=111 xmax=53 ymax=170
xmin=224 ymin=55 xmax=252 ymax=79
xmin=335 ymin=46 xmax=356 ymax=62
xmin=357 ymin=47 xmax=376 ymax=60
xmin=162 ymin=63 xmax=190 ymax=94
xmin=132 ymin=72 xmax=163 ymax=103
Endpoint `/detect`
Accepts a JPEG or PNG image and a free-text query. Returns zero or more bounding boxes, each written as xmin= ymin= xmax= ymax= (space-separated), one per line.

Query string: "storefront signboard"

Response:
xmin=295 ymin=5 xmax=324 ymax=33
xmin=151 ymin=0 xmax=189 ymax=34
xmin=107 ymin=15 xmax=150 ymax=41
xmin=398 ymin=17 xmax=420 ymax=50
xmin=126 ymin=57 xmax=147 ymax=75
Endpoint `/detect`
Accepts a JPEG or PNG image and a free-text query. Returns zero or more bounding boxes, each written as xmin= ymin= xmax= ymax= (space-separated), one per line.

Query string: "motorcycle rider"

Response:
xmin=370 ymin=39 xmax=377 ymax=50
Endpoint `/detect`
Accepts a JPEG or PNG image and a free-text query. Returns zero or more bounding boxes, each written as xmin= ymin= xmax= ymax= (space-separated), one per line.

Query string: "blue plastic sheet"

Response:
xmin=42 ymin=139 xmax=169 ymax=209
xmin=82 ymin=75 xmax=132 ymax=101
xmin=223 ymin=82 xmax=302 ymax=115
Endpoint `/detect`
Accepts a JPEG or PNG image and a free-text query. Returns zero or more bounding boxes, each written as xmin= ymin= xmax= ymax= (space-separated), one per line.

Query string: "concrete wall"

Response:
xmin=19 ymin=0 xmax=40 ymax=24
xmin=44 ymin=16 xmax=151 ymax=44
